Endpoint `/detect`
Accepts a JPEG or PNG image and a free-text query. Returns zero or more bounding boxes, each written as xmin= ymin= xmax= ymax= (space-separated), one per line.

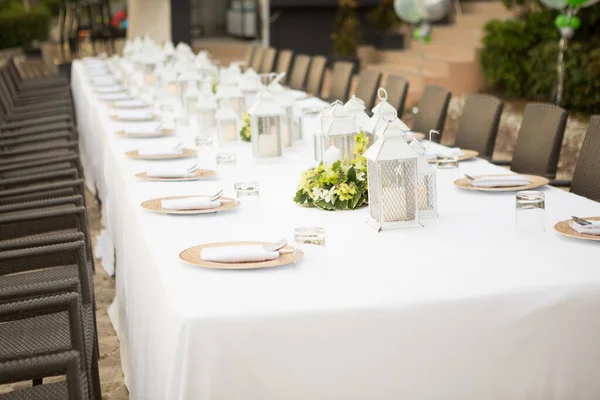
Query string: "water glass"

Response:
xmin=234 ymin=181 xmax=260 ymax=212
xmin=515 ymin=190 xmax=545 ymax=233
xmin=195 ymin=135 xmax=213 ymax=148
xmin=294 ymin=227 xmax=326 ymax=247
xmin=436 ymin=153 xmax=459 ymax=169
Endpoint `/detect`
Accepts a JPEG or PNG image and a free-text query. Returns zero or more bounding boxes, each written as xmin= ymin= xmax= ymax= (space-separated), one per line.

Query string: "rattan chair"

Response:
xmin=327 ymin=61 xmax=354 ymax=103
xmin=412 ymin=85 xmax=451 ymax=143
xmin=259 ymin=48 xmax=277 ymax=74
xmin=353 ymin=70 xmax=382 ymax=110
xmin=250 ymin=47 xmax=265 ymax=71
xmin=384 ymin=74 xmax=409 ymax=115
xmin=0 ymin=350 xmax=87 ymax=400
xmin=495 ymin=103 xmax=567 ymax=179
xmin=454 ymin=94 xmax=504 ymax=160
xmin=552 ymin=116 xmax=600 ymax=202
xmin=288 ymin=54 xmax=310 ymax=91
xmin=0 ymin=154 xmax=82 ymax=179
xmin=244 ymin=45 xmax=258 ymax=69
xmin=305 ymin=55 xmax=327 ymax=97
xmin=274 ymin=50 xmax=294 ymax=84
xmin=7 ymin=58 xmax=69 ymax=91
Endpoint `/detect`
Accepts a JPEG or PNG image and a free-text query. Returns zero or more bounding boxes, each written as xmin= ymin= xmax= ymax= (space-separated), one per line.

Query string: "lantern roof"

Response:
xmin=409 ymin=140 xmax=436 ymax=173
xmin=321 ymin=101 xmax=356 ymax=136
xmin=215 ymin=81 xmax=243 ymax=99
xmin=184 ymin=83 xmax=200 ymax=98
xmin=197 ymin=91 xmax=217 ymax=110
xmin=247 ymin=90 xmax=284 ymax=116
xmin=240 ymin=75 xmax=262 ymax=93
xmin=215 ymin=102 xmax=239 ymax=120
xmin=162 ymin=41 xmax=175 ymax=56
xmin=344 ymin=95 xmax=366 ymax=113
xmin=364 ymin=121 xmax=418 ymax=161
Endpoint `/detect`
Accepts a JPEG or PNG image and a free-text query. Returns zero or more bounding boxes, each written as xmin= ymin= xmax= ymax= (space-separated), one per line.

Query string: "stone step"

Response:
xmin=411 ymin=40 xmax=478 ymax=60
xmin=430 ymin=26 xmax=484 ymax=47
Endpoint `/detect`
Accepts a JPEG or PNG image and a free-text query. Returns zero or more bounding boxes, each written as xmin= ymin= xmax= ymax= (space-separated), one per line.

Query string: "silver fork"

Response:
xmin=572 ymin=216 xmax=592 ymax=226
xmin=464 ymin=173 xmax=477 ymax=181
xmin=210 ymin=189 xmax=224 ymax=201
xmin=186 ymin=163 xmax=198 ymax=173
xmin=264 ymin=238 xmax=288 ymax=252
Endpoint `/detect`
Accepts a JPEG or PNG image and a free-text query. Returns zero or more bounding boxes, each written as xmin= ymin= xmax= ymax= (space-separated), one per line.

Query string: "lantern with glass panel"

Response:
xmin=409 ymin=140 xmax=438 ymax=219
xmin=216 ymin=100 xmax=240 ymax=143
xmin=320 ymin=101 xmax=358 ymax=162
xmin=247 ymin=89 xmax=285 ymax=158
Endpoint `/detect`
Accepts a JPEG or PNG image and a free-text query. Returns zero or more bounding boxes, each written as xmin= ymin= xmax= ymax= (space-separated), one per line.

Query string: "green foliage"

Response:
xmin=41 ymin=0 xmax=61 ymax=16
xmin=367 ymin=0 xmax=402 ymax=33
xmin=331 ymin=0 xmax=360 ymax=59
xmin=0 ymin=4 xmax=50 ymax=50
xmin=480 ymin=5 xmax=600 ymax=113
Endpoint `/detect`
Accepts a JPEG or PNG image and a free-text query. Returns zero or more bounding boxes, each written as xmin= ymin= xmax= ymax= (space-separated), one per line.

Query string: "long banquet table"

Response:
xmin=72 ymin=60 xmax=600 ymax=399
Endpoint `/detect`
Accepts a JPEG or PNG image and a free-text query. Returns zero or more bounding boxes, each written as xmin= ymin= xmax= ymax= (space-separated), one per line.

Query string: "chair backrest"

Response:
xmin=511 ymin=102 xmax=567 ymax=179
xmin=454 ymin=94 xmax=504 ymax=160
xmin=250 ymin=47 xmax=265 ymax=71
xmin=259 ymin=47 xmax=277 ymax=74
xmin=244 ymin=45 xmax=257 ymax=67
xmin=288 ymin=54 xmax=310 ymax=91
xmin=305 ymin=55 xmax=327 ymax=96
xmin=275 ymin=49 xmax=293 ymax=84
xmin=327 ymin=61 xmax=354 ymax=103
xmin=384 ymin=74 xmax=409 ymax=115
xmin=569 ymin=116 xmax=600 ymax=202
xmin=353 ymin=70 xmax=382 ymax=110
xmin=412 ymin=85 xmax=451 ymax=143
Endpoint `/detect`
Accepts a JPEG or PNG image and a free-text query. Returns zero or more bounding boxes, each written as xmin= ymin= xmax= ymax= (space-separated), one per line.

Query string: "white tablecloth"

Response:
xmin=72 ymin=61 xmax=600 ymax=400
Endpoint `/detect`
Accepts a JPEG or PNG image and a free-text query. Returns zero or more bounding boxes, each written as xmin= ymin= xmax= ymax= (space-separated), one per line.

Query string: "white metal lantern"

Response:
xmin=410 ymin=140 xmax=438 ymax=219
xmin=184 ymin=82 xmax=201 ymax=116
xmin=216 ymin=80 xmax=245 ymax=115
xmin=196 ymin=89 xmax=217 ymax=131
xmin=321 ymin=101 xmax=358 ymax=161
xmin=141 ymin=54 xmax=161 ymax=86
xmin=240 ymin=69 xmax=262 ymax=109
xmin=215 ymin=101 xmax=240 ymax=143
xmin=269 ymin=81 xmax=296 ymax=147
xmin=344 ymin=95 xmax=371 ymax=131
xmin=177 ymin=70 xmax=203 ymax=106
xmin=159 ymin=69 xmax=178 ymax=99
xmin=247 ymin=90 xmax=285 ymax=158
xmin=364 ymin=117 xmax=420 ymax=231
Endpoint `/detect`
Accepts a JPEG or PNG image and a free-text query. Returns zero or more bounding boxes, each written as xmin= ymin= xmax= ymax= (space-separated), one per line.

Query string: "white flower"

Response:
xmin=324 ymin=187 xmax=336 ymax=203
xmin=356 ymin=171 xmax=366 ymax=181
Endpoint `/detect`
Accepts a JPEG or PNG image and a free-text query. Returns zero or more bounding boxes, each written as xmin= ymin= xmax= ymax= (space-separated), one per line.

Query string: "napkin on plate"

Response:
xmin=98 ymin=92 xmax=130 ymax=101
xmin=92 ymin=76 xmax=118 ymax=86
xmin=201 ymin=245 xmax=280 ymax=263
xmin=138 ymin=146 xmax=183 ymax=156
xmin=469 ymin=175 xmax=530 ymax=188
xmin=569 ymin=220 xmax=600 ymax=235
xmin=95 ymin=85 xmax=124 ymax=93
xmin=425 ymin=147 xmax=464 ymax=160
xmin=113 ymin=110 xmax=155 ymax=121
xmin=121 ymin=123 xmax=165 ymax=135
xmin=114 ymin=99 xmax=148 ymax=108
xmin=146 ymin=167 xmax=194 ymax=178
xmin=161 ymin=197 xmax=221 ymax=210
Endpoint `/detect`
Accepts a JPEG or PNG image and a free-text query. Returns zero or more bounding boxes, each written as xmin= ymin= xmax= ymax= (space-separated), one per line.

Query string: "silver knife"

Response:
xmin=572 ymin=216 xmax=592 ymax=226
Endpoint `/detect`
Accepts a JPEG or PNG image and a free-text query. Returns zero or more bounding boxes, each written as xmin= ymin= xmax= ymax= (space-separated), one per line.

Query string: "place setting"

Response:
xmin=95 ymin=84 xmax=127 ymax=94
xmin=126 ymin=141 xmax=196 ymax=160
xmin=141 ymin=189 xmax=240 ymax=215
xmin=554 ymin=216 xmax=600 ymax=242
xmin=135 ymin=161 xmax=216 ymax=181
xmin=97 ymin=91 xmax=131 ymax=102
xmin=179 ymin=238 xmax=301 ymax=270
xmin=114 ymin=121 xmax=174 ymax=138
xmin=454 ymin=173 xmax=550 ymax=192
xmin=110 ymin=109 xmax=160 ymax=122
xmin=109 ymin=98 xmax=150 ymax=109
xmin=425 ymin=147 xmax=479 ymax=163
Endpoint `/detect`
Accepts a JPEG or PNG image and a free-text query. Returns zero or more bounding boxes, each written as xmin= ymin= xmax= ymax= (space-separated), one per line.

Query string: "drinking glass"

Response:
xmin=234 ymin=181 xmax=260 ymax=213
xmin=515 ymin=190 xmax=545 ymax=233
xmin=293 ymin=226 xmax=325 ymax=263
xmin=436 ymin=153 xmax=459 ymax=169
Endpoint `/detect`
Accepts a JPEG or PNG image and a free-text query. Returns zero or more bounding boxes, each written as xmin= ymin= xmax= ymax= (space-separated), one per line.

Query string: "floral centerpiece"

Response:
xmin=240 ymin=112 xmax=251 ymax=142
xmin=293 ymin=132 xmax=369 ymax=211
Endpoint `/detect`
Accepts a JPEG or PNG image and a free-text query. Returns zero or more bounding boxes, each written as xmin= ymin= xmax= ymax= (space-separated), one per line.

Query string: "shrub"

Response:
xmin=367 ymin=0 xmax=402 ymax=33
xmin=480 ymin=6 xmax=600 ymax=113
xmin=331 ymin=0 xmax=360 ymax=59
xmin=0 ymin=5 xmax=50 ymax=49
xmin=41 ymin=0 xmax=61 ymax=17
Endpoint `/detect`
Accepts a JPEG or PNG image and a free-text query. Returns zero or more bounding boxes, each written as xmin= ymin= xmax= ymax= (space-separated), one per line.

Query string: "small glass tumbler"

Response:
xmin=234 ymin=181 xmax=260 ymax=212
xmin=294 ymin=227 xmax=326 ymax=247
xmin=216 ymin=152 xmax=237 ymax=165
xmin=515 ymin=190 xmax=546 ymax=233
xmin=195 ymin=135 xmax=213 ymax=148
xmin=436 ymin=153 xmax=459 ymax=169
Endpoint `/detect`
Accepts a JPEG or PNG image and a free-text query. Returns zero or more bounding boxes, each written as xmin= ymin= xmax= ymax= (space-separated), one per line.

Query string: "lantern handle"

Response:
xmin=328 ymin=100 xmax=344 ymax=110
xmin=424 ymin=130 xmax=440 ymax=152
xmin=381 ymin=107 xmax=398 ymax=122
xmin=377 ymin=88 xmax=388 ymax=102
xmin=349 ymin=95 xmax=365 ymax=107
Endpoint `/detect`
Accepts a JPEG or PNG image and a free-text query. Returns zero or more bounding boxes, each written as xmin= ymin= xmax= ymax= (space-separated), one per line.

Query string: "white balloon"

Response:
xmin=582 ymin=0 xmax=600 ymax=7
xmin=414 ymin=0 xmax=451 ymax=21
xmin=394 ymin=0 xmax=422 ymax=23
xmin=540 ymin=0 xmax=568 ymax=9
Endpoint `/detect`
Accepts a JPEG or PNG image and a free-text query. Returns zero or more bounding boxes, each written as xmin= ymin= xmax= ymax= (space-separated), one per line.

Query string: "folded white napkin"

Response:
xmin=138 ymin=147 xmax=183 ymax=156
xmin=114 ymin=99 xmax=148 ymax=108
xmin=201 ymin=245 xmax=280 ymax=263
xmin=161 ymin=197 xmax=221 ymax=210
xmin=425 ymin=147 xmax=464 ymax=160
xmin=113 ymin=110 xmax=155 ymax=121
xmin=122 ymin=123 xmax=164 ymax=135
xmin=469 ymin=175 xmax=530 ymax=188
xmin=95 ymin=85 xmax=124 ymax=93
xmin=98 ymin=92 xmax=130 ymax=101
xmin=146 ymin=167 xmax=194 ymax=178
xmin=569 ymin=220 xmax=600 ymax=235
xmin=288 ymin=90 xmax=308 ymax=99
xmin=92 ymin=76 xmax=118 ymax=86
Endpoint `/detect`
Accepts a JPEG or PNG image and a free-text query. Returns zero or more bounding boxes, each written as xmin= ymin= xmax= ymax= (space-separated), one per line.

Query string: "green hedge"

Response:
xmin=0 ymin=4 xmax=51 ymax=50
xmin=480 ymin=7 xmax=600 ymax=114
